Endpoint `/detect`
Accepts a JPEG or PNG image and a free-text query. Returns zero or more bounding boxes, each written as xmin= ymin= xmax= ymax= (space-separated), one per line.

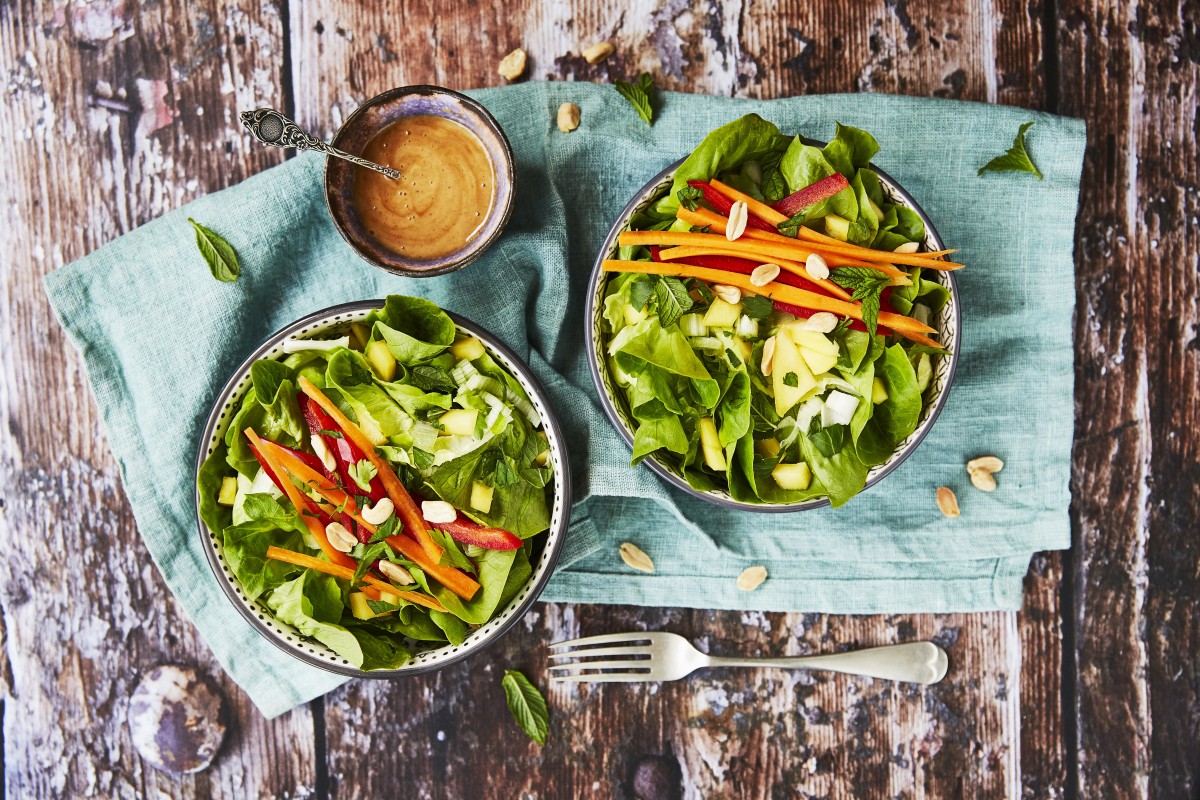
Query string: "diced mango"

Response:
xmin=755 ymin=438 xmax=781 ymax=458
xmin=772 ymin=333 xmax=817 ymax=416
xmin=788 ymin=329 xmax=839 ymax=357
xmin=217 ymin=476 xmax=238 ymax=506
xmin=698 ymin=417 xmax=726 ymax=471
xmin=440 ymin=408 xmax=479 ymax=436
xmin=349 ymin=592 xmax=376 ymax=620
xmin=799 ymin=346 xmax=838 ymax=376
xmin=366 ymin=339 xmax=397 ymax=381
xmin=872 ymin=377 xmax=889 ymax=404
xmin=451 ymin=336 xmax=486 ymax=362
xmin=772 ymin=462 xmax=812 ymax=491
xmin=702 ymin=298 xmax=742 ymax=328
xmin=824 ymin=214 xmax=851 ymax=241
xmin=470 ymin=480 xmax=495 ymax=513
xmin=349 ymin=322 xmax=371 ymax=351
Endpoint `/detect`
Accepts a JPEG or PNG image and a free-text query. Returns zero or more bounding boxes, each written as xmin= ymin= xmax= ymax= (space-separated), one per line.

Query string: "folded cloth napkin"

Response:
xmin=46 ymin=83 xmax=1084 ymax=716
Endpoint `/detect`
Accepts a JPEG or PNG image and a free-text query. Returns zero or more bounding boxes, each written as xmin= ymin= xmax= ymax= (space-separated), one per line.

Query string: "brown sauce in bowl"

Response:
xmin=352 ymin=115 xmax=496 ymax=260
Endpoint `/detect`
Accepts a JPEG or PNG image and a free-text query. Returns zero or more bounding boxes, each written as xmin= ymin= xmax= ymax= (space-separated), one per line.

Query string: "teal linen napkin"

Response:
xmin=45 ymin=83 xmax=1084 ymax=717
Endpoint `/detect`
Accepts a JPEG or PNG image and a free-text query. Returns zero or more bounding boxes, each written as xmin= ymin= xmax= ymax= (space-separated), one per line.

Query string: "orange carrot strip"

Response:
xmin=245 ymin=428 xmax=357 ymax=571
xmin=708 ymin=178 xmax=789 ymax=225
xmin=260 ymin=440 xmax=481 ymax=601
xmin=894 ymin=329 xmax=947 ymax=351
xmin=619 ymin=228 xmax=961 ymax=270
xmin=657 ymin=244 xmax=910 ymax=284
xmin=264 ymin=546 xmax=448 ymax=612
xmin=602 ymin=260 xmax=936 ymax=335
xmin=297 ymin=376 xmax=443 ymax=564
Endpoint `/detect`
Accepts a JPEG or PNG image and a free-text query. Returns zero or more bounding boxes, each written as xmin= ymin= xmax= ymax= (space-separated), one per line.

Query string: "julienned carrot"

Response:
xmin=264 ymin=546 xmax=448 ymax=613
xmin=297 ymin=376 xmax=443 ymax=564
xmin=602 ymin=260 xmax=936 ymax=335
xmin=245 ymin=428 xmax=357 ymax=571
xmin=893 ymin=328 xmax=946 ymax=350
xmin=658 ymin=244 xmax=911 ymax=284
xmin=673 ymin=209 xmax=856 ymax=299
xmin=708 ymin=178 xmax=789 ymax=225
xmin=259 ymin=440 xmax=481 ymax=601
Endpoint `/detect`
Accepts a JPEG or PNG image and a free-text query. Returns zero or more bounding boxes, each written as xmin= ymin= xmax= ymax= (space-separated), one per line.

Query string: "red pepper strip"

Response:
xmin=247 ymin=436 xmax=358 ymax=533
xmin=432 ymin=517 xmax=523 ymax=551
xmin=771 ymin=173 xmax=852 ymax=218
xmin=652 ymin=247 xmax=841 ymax=299
xmin=299 ymin=395 xmax=386 ymax=504
xmin=685 ymin=181 xmax=776 ymax=232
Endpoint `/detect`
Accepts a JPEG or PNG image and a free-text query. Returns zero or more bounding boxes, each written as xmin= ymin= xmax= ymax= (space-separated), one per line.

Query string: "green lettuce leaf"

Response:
xmin=325 ymin=348 xmax=411 ymax=444
xmin=268 ymin=572 xmax=367 ymax=667
xmin=367 ymin=295 xmax=456 ymax=365
xmin=853 ymin=344 xmax=922 ymax=466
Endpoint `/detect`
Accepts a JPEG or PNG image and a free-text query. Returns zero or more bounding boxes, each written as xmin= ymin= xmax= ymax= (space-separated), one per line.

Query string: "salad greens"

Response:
xmin=188 ymin=218 xmax=240 ymax=283
xmin=198 ymin=295 xmax=553 ymax=669
xmin=601 ymin=114 xmax=957 ymax=507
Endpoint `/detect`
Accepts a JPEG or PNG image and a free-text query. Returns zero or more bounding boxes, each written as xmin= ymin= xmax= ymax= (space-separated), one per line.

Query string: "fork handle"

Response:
xmin=704 ymin=641 xmax=948 ymax=685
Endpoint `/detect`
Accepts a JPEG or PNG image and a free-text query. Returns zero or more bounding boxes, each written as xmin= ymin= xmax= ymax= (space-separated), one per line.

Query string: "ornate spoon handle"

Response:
xmin=239 ymin=108 xmax=401 ymax=180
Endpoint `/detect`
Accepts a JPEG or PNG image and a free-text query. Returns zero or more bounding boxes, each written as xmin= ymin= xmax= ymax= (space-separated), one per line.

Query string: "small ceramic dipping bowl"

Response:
xmin=325 ymin=86 xmax=515 ymax=278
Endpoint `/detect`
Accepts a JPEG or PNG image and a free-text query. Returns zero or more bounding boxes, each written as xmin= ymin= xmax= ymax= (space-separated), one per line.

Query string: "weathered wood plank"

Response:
xmin=1057 ymin=0 xmax=1200 ymax=797
xmin=0 ymin=1 xmax=318 ymax=797
xmin=289 ymin=3 xmax=1060 ymax=798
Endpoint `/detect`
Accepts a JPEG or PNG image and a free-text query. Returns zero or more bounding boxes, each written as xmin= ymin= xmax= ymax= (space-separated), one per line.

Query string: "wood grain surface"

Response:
xmin=0 ymin=0 xmax=1195 ymax=798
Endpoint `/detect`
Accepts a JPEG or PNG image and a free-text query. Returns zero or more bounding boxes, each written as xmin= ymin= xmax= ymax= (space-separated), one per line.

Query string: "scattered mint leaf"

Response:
xmin=677 ymin=186 xmax=703 ymax=211
xmin=628 ymin=277 xmax=655 ymax=312
xmin=829 ymin=267 xmax=892 ymax=335
xmin=410 ymin=365 xmax=456 ymax=393
xmin=726 ymin=348 xmax=742 ymax=368
xmin=317 ymin=429 xmax=343 ymax=439
xmin=366 ymin=599 xmax=401 ymax=615
xmin=614 ymin=73 xmax=656 ymax=126
xmin=783 ymin=372 xmax=799 ymax=387
xmin=348 ymin=459 xmax=378 ymax=492
xmin=502 ymin=670 xmax=549 ymax=745
xmin=188 ymin=218 xmax=240 ymax=283
xmin=411 ymin=447 xmax=435 ymax=470
xmin=978 ymin=121 xmax=1043 ymax=179
xmin=367 ymin=514 xmax=401 ymax=543
xmin=349 ymin=541 xmax=396 ymax=588
xmin=653 ymin=277 xmax=693 ymax=328
xmin=690 ymin=225 xmax=711 ymax=234
xmin=830 ymin=317 xmax=854 ymax=337
xmin=740 ymin=294 xmax=774 ymax=320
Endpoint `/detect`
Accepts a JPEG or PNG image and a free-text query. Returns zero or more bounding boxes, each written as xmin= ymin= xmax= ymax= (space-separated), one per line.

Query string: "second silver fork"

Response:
xmin=549 ymin=631 xmax=948 ymax=685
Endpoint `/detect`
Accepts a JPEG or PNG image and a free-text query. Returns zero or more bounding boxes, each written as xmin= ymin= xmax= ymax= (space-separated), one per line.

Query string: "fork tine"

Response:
xmin=550 ymin=672 xmax=653 ymax=684
xmin=547 ymin=646 xmax=651 ymax=660
xmin=548 ymin=660 xmax=654 ymax=672
xmin=549 ymin=632 xmax=655 ymax=650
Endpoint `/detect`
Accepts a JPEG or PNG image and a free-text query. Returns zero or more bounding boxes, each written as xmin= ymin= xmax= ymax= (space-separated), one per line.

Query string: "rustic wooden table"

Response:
xmin=1 ymin=1 xmax=1196 ymax=798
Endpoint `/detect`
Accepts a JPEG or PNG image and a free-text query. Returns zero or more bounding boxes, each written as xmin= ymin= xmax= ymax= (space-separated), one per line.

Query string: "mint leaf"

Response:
xmin=409 ymin=365 xmax=456 ymax=393
xmin=740 ymin=294 xmax=774 ymax=320
xmin=366 ymin=599 xmax=401 ymax=615
xmin=628 ymin=277 xmax=655 ymax=312
xmin=502 ymin=670 xmax=549 ymax=745
xmin=317 ymin=429 xmax=343 ymax=439
xmin=783 ymin=372 xmax=799 ymax=387
xmin=978 ymin=121 xmax=1043 ymax=179
xmin=830 ymin=268 xmax=892 ymax=335
xmin=614 ymin=73 xmax=655 ymax=126
xmin=677 ymin=186 xmax=703 ymax=211
xmin=411 ymin=447 xmax=435 ymax=470
xmin=348 ymin=459 xmax=377 ymax=492
xmin=653 ymin=277 xmax=693 ymax=328
xmin=349 ymin=541 xmax=396 ymax=588
xmin=188 ymin=218 xmax=240 ymax=283
xmin=367 ymin=514 xmax=401 ymax=543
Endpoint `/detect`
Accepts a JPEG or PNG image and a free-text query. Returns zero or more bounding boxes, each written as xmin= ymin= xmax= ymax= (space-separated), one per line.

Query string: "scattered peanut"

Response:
xmin=712 ymin=284 xmax=742 ymax=304
xmin=966 ymin=455 xmax=1004 ymax=492
xmin=310 ymin=433 xmax=336 ymax=472
xmin=805 ymin=252 xmax=830 ymax=280
xmin=556 ymin=102 xmax=581 ymax=133
xmin=737 ymin=565 xmax=768 ymax=591
xmin=498 ymin=48 xmax=527 ymax=81
xmin=802 ymin=311 xmax=839 ymax=333
xmin=619 ymin=542 xmax=655 ymax=573
xmin=760 ymin=336 xmax=776 ymax=376
xmin=726 ymin=201 xmax=749 ymax=241
xmin=894 ymin=241 xmax=921 ymax=254
xmin=361 ymin=497 xmax=395 ymax=526
xmin=325 ymin=522 xmax=357 ymax=553
xmin=750 ymin=263 xmax=781 ymax=286
xmin=582 ymin=41 xmax=615 ymax=64
xmin=936 ymin=486 xmax=960 ymax=518
xmin=378 ymin=560 xmax=415 ymax=586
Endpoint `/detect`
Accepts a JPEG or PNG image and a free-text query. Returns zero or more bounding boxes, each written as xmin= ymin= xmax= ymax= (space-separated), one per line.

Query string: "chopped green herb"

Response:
xmin=348 ymin=459 xmax=378 ymax=492
xmin=502 ymin=670 xmax=549 ymax=745
xmin=677 ymin=186 xmax=703 ymax=211
xmin=653 ymin=277 xmax=693 ymax=328
xmin=317 ymin=429 xmax=343 ymax=439
xmin=783 ymin=372 xmax=799 ymax=387
xmin=614 ymin=73 xmax=656 ymax=126
xmin=978 ymin=121 xmax=1043 ymax=179
xmin=829 ymin=267 xmax=892 ymax=335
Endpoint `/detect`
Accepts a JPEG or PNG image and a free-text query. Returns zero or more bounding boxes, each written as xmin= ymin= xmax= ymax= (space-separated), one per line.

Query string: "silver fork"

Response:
xmin=549 ymin=632 xmax=948 ymax=685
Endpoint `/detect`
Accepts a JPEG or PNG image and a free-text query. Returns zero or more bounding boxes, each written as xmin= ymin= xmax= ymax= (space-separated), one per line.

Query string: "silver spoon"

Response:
xmin=239 ymin=108 xmax=401 ymax=180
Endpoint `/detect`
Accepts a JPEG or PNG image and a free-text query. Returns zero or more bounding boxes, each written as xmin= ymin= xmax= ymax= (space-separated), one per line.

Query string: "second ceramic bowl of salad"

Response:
xmin=195 ymin=296 xmax=570 ymax=677
xmin=586 ymin=115 xmax=961 ymax=512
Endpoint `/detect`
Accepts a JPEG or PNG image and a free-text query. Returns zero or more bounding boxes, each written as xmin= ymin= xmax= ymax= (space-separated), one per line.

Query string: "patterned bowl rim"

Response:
xmin=194 ymin=300 xmax=572 ymax=678
xmin=584 ymin=150 xmax=962 ymax=513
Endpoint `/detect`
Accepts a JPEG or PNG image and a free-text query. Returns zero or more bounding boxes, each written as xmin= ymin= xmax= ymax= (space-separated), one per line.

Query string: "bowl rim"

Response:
xmin=323 ymin=85 xmax=517 ymax=279
xmin=193 ymin=299 xmax=572 ymax=678
xmin=584 ymin=149 xmax=962 ymax=513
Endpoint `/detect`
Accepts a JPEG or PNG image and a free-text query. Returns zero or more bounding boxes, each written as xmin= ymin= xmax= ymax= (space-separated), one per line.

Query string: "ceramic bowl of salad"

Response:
xmin=195 ymin=295 xmax=569 ymax=676
xmin=587 ymin=114 xmax=962 ymax=511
